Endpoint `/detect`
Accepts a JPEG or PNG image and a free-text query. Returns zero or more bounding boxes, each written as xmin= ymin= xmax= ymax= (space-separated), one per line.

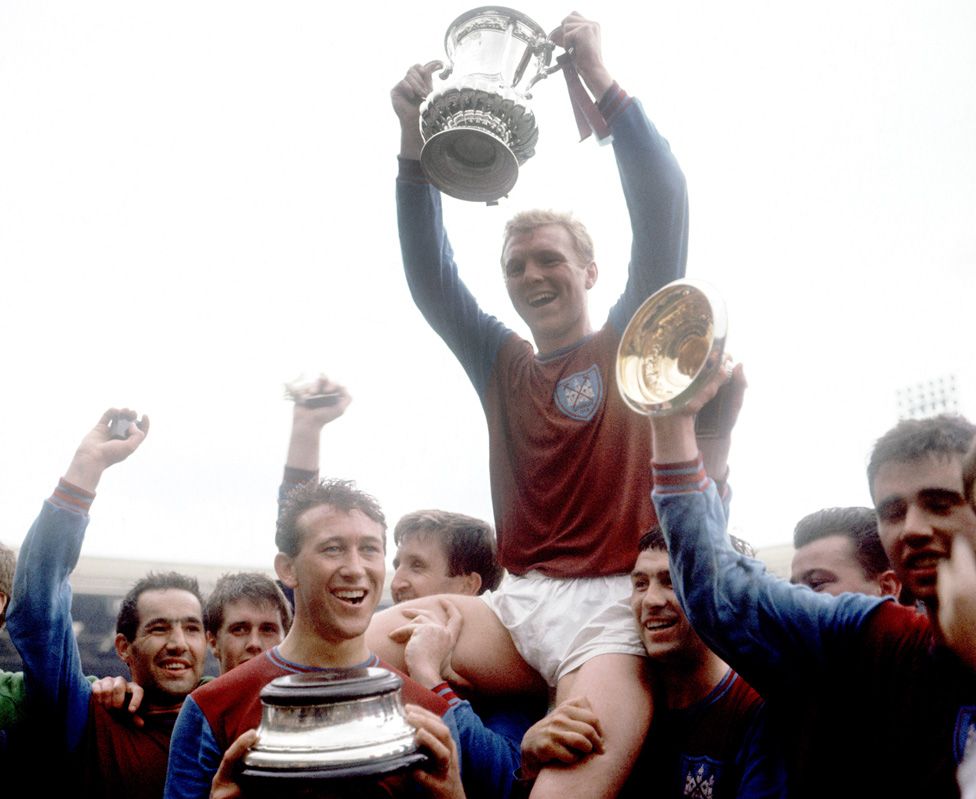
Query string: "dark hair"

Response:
xmin=277 ymin=478 xmax=386 ymax=557
xmin=204 ymin=572 xmax=293 ymax=635
xmin=116 ymin=571 xmax=203 ymax=641
xmin=394 ymin=510 xmax=503 ymax=593
xmin=638 ymin=527 xmax=667 ymax=553
xmin=867 ymin=414 xmax=976 ymax=496
xmin=793 ymin=507 xmax=890 ymax=579
xmin=638 ymin=526 xmax=755 ymax=558
xmin=0 ymin=541 xmax=15 ymax=629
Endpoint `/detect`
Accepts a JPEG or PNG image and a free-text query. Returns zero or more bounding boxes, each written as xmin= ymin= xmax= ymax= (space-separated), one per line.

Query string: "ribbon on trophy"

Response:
xmin=554 ymin=51 xmax=612 ymax=144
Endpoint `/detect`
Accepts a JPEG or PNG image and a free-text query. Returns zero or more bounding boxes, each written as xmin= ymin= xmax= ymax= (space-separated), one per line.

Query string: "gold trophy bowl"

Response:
xmin=616 ymin=279 xmax=728 ymax=416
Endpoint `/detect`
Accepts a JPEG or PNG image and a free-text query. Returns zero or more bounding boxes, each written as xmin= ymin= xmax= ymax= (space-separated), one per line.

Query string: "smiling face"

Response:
xmin=390 ymin=533 xmax=478 ymax=603
xmin=208 ymin=599 xmax=287 ymax=674
xmin=502 ymin=224 xmax=597 ymax=354
xmin=115 ymin=588 xmax=206 ymax=702
xmin=873 ymin=454 xmax=976 ymax=606
xmin=791 ymin=534 xmax=886 ymax=596
xmin=276 ymin=504 xmax=385 ymax=648
xmin=630 ymin=549 xmax=704 ymax=664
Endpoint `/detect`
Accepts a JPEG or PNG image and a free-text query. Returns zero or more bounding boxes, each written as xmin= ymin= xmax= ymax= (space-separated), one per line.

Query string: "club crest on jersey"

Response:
xmin=680 ymin=757 xmax=720 ymax=798
xmin=554 ymin=365 xmax=603 ymax=421
xmin=954 ymin=706 xmax=976 ymax=762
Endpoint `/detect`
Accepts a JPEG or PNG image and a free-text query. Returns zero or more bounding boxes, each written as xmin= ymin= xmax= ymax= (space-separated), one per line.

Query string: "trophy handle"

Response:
xmin=524 ymin=41 xmax=565 ymax=96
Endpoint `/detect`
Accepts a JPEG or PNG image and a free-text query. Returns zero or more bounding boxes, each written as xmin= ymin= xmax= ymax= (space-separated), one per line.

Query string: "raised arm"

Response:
xmin=556 ymin=16 xmax=690 ymax=329
xmin=282 ymin=374 xmax=350 ymax=471
xmin=648 ymin=370 xmax=884 ymax=695
xmin=7 ymin=408 xmax=149 ymax=751
xmin=392 ymin=64 xmax=512 ymax=398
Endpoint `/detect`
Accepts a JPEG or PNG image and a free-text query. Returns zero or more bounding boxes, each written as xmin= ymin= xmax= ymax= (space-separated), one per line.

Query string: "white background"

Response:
xmin=1 ymin=1 xmax=974 ymax=572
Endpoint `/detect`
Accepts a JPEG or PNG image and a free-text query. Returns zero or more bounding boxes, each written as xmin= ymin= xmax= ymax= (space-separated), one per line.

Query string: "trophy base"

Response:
xmin=421 ymin=127 xmax=519 ymax=203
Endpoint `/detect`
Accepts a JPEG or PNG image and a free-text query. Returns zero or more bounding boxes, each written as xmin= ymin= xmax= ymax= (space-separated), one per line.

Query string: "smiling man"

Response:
xmin=391 ymin=510 xmax=502 ymax=604
xmin=164 ymin=478 xmax=457 ymax=799
xmin=7 ymin=409 xmax=208 ymax=798
xmin=520 ymin=528 xmax=786 ymax=798
xmin=649 ymin=369 xmax=976 ymax=798
xmin=379 ymin=12 xmax=688 ymax=796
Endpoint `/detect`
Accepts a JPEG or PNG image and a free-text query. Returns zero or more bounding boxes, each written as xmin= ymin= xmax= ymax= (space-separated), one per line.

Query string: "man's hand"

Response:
xmin=650 ymin=356 xmax=737 ymax=464
xmin=938 ymin=536 xmax=976 ymax=671
xmin=406 ymin=705 xmax=466 ymax=799
xmin=90 ymin=676 xmax=145 ymax=728
xmin=392 ymin=61 xmax=442 ymax=160
xmin=284 ymin=374 xmax=350 ymax=471
xmin=210 ymin=729 xmax=258 ymax=799
xmin=286 ymin=373 xmax=351 ymax=430
xmin=64 ymin=408 xmax=150 ymax=492
xmin=551 ymin=12 xmax=613 ymax=100
xmin=389 ymin=599 xmax=465 ymax=689
xmin=519 ymin=696 xmax=605 ymax=781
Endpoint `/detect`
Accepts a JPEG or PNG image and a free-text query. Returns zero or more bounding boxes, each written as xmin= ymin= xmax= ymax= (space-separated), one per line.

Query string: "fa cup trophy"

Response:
xmin=419 ymin=7 xmax=564 ymax=203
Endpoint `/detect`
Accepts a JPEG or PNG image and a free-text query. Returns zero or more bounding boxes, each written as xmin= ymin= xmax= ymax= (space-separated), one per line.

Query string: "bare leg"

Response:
xmin=529 ymin=654 xmax=651 ymax=799
xmin=366 ymin=594 xmax=547 ymax=695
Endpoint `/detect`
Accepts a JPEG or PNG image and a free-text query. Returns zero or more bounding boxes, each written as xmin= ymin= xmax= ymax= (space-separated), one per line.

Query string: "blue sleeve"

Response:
xmin=606 ymin=99 xmax=689 ymax=333
xmin=164 ymin=696 xmax=224 ymax=799
xmin=448 ymin=699 xmax=527 ymax=799
xmin=652 ymin=470 xmax=886 ymax=695
xmin=6 ymin=498 xmax=93 ymax=752
xmin=734 ymin=704 xmax=787 ymax=799
xmin=396 ymin=168 xmax=515 ymax=400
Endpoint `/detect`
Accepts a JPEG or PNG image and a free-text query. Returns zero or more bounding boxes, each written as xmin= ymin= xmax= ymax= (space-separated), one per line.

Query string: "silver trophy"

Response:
xmin=241 ymin=669 xmax=427 ymax=795
xmin=420 ymin=6 xmax=564 ymax=203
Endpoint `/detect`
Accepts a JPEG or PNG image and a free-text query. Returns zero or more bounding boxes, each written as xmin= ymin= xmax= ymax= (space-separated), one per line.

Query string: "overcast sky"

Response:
xmin=1 ymin=1 xmax=974 ymax=574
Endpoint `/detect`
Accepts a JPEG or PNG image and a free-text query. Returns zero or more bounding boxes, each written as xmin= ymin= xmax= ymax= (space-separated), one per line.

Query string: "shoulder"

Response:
xmin=192 ymin=652 xmax=281 ymax=716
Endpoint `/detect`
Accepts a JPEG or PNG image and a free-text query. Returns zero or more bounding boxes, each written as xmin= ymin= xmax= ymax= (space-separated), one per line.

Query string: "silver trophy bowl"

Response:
xmin=240 ymin=668 xmax=426 ymax=793
xmin=420 ymin=6 xmax=559 ymax=202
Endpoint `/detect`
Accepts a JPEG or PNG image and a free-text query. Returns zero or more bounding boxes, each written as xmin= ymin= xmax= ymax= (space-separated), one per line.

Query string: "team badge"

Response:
xmin=680 ymin=757 xmax=720 ymax=798
xmin=554 ymin=365 xmax=603 ymax=421
xmin=954 ymin=706 xmax=976 ymax=762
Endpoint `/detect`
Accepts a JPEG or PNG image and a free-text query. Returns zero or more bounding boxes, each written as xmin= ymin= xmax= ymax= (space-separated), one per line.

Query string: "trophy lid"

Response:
xmin=444 ymin=6 xmax=549 ymax=54
xmin=259 ymin=668 xmax=402 ymax=705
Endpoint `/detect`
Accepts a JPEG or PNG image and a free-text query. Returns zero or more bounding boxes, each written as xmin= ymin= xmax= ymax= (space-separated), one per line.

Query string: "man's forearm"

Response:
xmin=650 ymin=415 xmax=699 ymax=463
xmin=7 ymin=489 xmax=94 ymax=751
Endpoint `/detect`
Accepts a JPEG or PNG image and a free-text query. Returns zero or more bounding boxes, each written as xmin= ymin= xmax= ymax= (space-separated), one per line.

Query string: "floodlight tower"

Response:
xmin=896 ymin=374 xmax=959 ymax=420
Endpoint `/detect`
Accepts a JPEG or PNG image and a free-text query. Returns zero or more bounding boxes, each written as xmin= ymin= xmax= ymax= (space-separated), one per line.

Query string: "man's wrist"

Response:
xmin=650 ymin=415 xmax=699 ymax=462
xmin=63 ymin=456 xmax=106 ymax=494
xmin=579 ymin=65 xmax=613 ymax=101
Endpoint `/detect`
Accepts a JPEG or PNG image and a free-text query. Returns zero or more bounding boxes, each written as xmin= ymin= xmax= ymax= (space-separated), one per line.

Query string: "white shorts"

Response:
xmin=479 ymin=570 xmax=645 ymax=686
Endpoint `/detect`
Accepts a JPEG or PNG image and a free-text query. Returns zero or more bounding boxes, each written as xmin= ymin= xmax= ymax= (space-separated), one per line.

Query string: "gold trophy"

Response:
xmin=616 ymin=279 xmax=729 ymax=429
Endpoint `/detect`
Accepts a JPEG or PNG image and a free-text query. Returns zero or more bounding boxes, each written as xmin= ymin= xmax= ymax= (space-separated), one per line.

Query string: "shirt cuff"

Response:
xmin=596 ymin=82 xmax=633 ymax=127
xmin=51 ymin=478 xmax=96 ymax=514
xmin=651 ymin=454 xmax=709 ymax=496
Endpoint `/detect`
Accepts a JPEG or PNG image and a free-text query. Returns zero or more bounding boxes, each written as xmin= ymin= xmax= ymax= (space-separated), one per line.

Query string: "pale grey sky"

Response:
xmin=1 ymin=1 xmax=974 ymax=572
